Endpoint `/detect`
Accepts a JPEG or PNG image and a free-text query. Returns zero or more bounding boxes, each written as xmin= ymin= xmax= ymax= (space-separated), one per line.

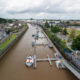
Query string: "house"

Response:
xmin=0 ymin=30 xmax=6 ymax=40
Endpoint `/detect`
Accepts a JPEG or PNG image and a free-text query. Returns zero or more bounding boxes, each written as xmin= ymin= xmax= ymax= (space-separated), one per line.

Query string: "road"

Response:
xmin=0 ymin=24 xmax=77 ymax=80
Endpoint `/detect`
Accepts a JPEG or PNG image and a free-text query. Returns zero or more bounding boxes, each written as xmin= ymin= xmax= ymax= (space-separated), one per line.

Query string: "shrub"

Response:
xmin=62 ymin=28 xmax=68 ymax=35
xmin=71 ymin=35 xmax=80 ymax=50
xmin=51 ymin=26 xmax=61 ymax=33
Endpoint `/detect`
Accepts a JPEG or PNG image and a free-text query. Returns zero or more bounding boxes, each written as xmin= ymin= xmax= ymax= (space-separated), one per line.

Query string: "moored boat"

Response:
xmin=26 ymin=56 xmax=34 ymax=67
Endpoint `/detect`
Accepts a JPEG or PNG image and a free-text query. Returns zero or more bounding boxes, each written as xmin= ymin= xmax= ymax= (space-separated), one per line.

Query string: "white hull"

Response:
xmin=26 ymin=56 xmax=34 ymax=67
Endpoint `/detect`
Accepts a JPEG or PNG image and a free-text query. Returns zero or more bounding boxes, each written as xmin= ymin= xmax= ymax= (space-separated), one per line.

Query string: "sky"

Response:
xmin=0 ymin=0 xmax=80 ymax=19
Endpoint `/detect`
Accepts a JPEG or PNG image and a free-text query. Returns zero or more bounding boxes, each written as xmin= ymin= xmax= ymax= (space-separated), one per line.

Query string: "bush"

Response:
xmin=51 ymin=26 xmax=61 ymax=33
xmin=44 ymin=21 xmax=50 ymax=28
xmin=67 ymin=38 xmax=72 ymax=42
xmin=62 ymin=28 xmax=68 ymax=35
xmin=52 ymin=34 xmax=71 ymax=52
xmin=61 ymin=39 xmax=66 ymax=44
xmin=69 ymin=29 xmax=76 ymax=39
xmin=45 ymin=30 xmax=53 ymax=40
xmin=71 ymin=35 xmax=80 ymax=50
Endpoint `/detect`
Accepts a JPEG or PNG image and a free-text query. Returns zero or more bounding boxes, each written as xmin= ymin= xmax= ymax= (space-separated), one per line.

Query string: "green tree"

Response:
xmin=71 ymin=35 xmax=80 ymax=50
xmin=44 ymin=21 xmax=50 ymax=28
xmin=7 ymin=19 xmax=13 ymax=23
xmin=62 ymin=28 xmax=68 ymax=35
xmin=69 ymin=29 xmax=76 ymax=39
xmin=0 ymin=18 xmax=7 ymax=23
xmin=51 ymin=26 xmax=61 ymax=33
xmin=30 ymin=18 xmax=33 ymax=20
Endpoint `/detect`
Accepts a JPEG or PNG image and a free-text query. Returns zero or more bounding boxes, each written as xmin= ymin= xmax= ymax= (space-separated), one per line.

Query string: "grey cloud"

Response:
xmin=0 ymin=0 xmax=80 ymax=19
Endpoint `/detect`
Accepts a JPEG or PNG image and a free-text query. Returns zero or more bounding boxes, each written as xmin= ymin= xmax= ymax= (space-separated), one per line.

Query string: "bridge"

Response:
xmin=63 ymin=60 xmax=80 ymax=80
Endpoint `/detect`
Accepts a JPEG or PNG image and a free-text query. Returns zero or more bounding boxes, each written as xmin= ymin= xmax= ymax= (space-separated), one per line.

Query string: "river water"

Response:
xmin=0 ymin=24 xmax=77 ymax=80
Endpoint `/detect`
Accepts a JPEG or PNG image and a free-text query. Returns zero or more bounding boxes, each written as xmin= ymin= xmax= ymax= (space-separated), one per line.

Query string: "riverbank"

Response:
xmin=41 ymin=25 xmax=80 ymax=71
xmin=0 ymin=26 xmax=28 ymax=59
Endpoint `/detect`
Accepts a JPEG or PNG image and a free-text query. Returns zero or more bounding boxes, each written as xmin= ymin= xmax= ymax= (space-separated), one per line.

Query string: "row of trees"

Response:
xmin=44 ymin=21 xmax=50 ymax=28
xmin=0 ymin=18 xmax=7 ymax=23
xmin=44 ymin=21 xmax=80 ymax=50
xmin=71 ymin=35 xmax=80 ymax=50
xmin=44 ymin=21 xmax=68 ymax=35
xmin=0 ymin=18 xmax=13 ymax=24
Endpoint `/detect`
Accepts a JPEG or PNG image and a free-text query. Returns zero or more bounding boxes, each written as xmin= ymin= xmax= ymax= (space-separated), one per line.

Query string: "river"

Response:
xmin=0 ymin=24 xmax=77 ymax=80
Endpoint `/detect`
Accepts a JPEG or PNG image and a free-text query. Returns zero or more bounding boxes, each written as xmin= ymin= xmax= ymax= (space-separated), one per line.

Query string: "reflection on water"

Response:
xmin=0 ymin=24 xmax=77 ymax=80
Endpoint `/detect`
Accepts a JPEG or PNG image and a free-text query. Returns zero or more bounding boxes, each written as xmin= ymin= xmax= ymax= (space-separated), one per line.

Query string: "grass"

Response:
xmin=45 ymin=30 xmax=53 ymax=39
xmin=67 ymin=28 xmax=80 ymax=36
xmin=0 ymin=34 xmax=17 ymax=51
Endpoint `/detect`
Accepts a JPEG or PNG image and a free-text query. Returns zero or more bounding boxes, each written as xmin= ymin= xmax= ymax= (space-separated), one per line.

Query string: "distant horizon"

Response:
xmin=1 ymin=17 xmax=80 ymax=21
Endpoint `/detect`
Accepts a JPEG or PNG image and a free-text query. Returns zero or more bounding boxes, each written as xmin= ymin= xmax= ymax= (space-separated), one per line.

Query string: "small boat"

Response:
xmin=48 ymin=43 xmax=53 ymax=49
xmin=32 ymin=42 xmax=35 ymax=46
xmin=26 ymin=56 xmax=34 ymax=67
xmin=55 ymin=60 xmax=62 ymax=69
xmin=54 ymin=53 xmax=65 ymax=69
xmin=32 ymin=34 xmax=35 ymax=37
xmin=35 ymin=33 xmax=39 ymax=39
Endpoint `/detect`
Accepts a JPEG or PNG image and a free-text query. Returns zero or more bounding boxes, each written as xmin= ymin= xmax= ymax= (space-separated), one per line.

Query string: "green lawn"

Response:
xmin=0 ymin=34 xmax=17 ymax=52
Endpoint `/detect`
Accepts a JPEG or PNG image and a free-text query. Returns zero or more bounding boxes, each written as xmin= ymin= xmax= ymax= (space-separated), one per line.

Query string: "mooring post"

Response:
xmin=33 ymin=54 xmax=37 ymax=69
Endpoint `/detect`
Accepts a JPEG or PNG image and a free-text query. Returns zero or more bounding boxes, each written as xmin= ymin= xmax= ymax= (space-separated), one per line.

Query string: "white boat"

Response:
xmin=48 ymin=42 xmax=53 ymax=49
xmin=26 ymin=56 xmax=34 ymax=67
xmin=32 ymin=42 xmax=35 ymax=46
xmin=54 ymin=53 xmax=65 ymax=69
xmin=55 ymin=60 xmax=62 ymax=69
xmin=35 ymin=33 xmax=39 ymax=39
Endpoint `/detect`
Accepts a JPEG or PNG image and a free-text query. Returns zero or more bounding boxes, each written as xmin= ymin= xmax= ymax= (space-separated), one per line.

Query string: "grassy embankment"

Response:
xmin=0 ymin=34 xmax=17 ymax=53
xmin=0 ymin=23 xmax=28 ymax=53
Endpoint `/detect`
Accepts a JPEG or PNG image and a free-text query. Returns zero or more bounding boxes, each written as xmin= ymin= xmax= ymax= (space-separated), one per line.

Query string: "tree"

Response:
xmin=51 ymin=26 xmax=61 ymax=33
xmin=7 ymin=19 xmax=13 ymax=23
xmin=0 ymin=18 xmax=7 ymax=23
xmin=71 ymin=35 xmax=80 ymax=50
xmin=62 ymin=28 xmax=68 ymax=35
xmin=44 ymin=21 xmax=50 ymax=28
xmin=66 ymin=21 xmax=70 ymax=24
xmin=69 ymin=29 xmax=76 ymax=39
xmin=30 ymin=18 xmax=33 ymax=20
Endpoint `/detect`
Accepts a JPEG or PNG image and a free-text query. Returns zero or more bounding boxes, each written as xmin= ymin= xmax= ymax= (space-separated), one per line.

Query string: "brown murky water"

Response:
xmin=0 ymin=24 xmax=78 ymax=80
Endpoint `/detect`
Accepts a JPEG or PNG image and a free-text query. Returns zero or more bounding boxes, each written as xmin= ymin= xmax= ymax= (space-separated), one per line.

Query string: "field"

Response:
xmin=67 ymin=28 xmax=80 ymax=36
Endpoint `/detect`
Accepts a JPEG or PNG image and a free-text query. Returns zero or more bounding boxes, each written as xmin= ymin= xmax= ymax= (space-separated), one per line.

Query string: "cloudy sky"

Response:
xmin=0 ymin=0 xmax=80 ymax=19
